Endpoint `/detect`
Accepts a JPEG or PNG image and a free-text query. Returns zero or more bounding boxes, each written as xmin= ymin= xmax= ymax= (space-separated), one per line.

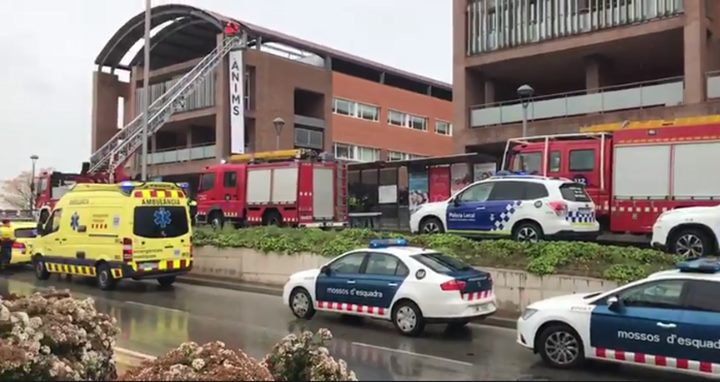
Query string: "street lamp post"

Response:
xmin=517 ymin=84 xmax=535 ymax=138
xmin=141 ymin=0 xmax=152 ymax=181
xmin=29 ymin=155 xmax=39 ymax=212
xmin=273 ymin=117 xmax=286 ymax=150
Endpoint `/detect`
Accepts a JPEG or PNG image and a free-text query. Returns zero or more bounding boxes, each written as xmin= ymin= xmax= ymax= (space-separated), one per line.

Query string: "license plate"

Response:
xmin=141 ymin=263 xmax=156 ymax=271
xmin=578 ymin=207 xmax=591 ymax=212
xmin=173 ymin=249 xmax=180 ymax=258
xmin=472 ymin=302 xmax=495 ymax=313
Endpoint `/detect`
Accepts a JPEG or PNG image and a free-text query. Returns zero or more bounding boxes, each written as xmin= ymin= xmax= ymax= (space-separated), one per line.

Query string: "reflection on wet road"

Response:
xmin=0 ymin=270 xmax=705 ymax=381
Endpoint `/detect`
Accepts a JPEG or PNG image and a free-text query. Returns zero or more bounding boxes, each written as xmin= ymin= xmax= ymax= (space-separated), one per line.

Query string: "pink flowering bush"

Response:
xmin=123 ymin=341 xmax=273 ymax=381
xmin=0 ymin=288 xmax=119 ymax=380
xmin=262 ymin=328 xmax=357 ymax=381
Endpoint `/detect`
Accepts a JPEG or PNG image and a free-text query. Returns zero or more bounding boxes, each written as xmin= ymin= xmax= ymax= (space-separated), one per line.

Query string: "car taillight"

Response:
xmin=122 ymin=238 xmax=133 ymax=262
xmin=440 ymin=279 xmax=466 ymax=292
xmin=548 ymin=201 xmax=568 ymax=217
xmin=12 ymin=242 xmax=25 ymax=254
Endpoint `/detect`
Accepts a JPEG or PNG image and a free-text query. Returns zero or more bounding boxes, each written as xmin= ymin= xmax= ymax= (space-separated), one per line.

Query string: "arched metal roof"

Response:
xmin=95 ymin=4 xmax=452 ymax=99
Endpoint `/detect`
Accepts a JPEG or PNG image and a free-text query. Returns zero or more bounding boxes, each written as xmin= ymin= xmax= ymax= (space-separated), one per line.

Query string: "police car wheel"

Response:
xmin=513 ymin=222 xmax=543 ymax=243
xmin=34 ymin=257 xmax=50 ymax=280
xmin=670 ymin=228 xmax=711 ymax=258
xmin=420 ymin=217 xmax=444 ymax=234
xmin=538 ymin=324 xmax=584 ymax=369
xmin=289 ymin=288 xmax=315 ymax=319
xmin=96 ymin=264 xmax=117 ymax=291
xmin=392 ymin=301 xmax=425 ymax=336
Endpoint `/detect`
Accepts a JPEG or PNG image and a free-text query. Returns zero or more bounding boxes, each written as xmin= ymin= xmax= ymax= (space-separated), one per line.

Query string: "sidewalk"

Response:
xmin=176 ymin=275 xmax=518 ymax=329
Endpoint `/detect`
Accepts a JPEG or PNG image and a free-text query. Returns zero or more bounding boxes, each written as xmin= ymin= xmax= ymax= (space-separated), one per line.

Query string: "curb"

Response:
xmin=176 ymin=275 xmax=518 ymax=330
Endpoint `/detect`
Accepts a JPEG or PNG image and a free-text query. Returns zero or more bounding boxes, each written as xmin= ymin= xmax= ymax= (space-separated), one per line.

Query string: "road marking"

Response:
xmin=350 ymin=342 xmax=473 ymax=367
xmin=115 ymin=347 xmax=156 ymax=360
xmin=124 ymin=301 xmax=186 ymax=314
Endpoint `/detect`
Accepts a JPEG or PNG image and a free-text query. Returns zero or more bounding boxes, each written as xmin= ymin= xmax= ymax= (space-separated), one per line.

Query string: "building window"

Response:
xmin=357 ymin=103 xmax=379 ymax=122
xmin=409 ymin=115 xmax=427 ymax=131
xmin=388 ymin=151 xmax=426 ymax=161
xmin=332 ymin=98 xmax=353 ymax=116
xmin=388 ymin=110 xmax=406 ymax=126
xmin=332 ymin=97 xmax=379 ymax=122
xmin=435 ymin=120 xmax=452 ymax=136
xmin=333 ymin=143 xmax=380 ymax=162
xmin=294 ymin=127 xmax=324 ymax=150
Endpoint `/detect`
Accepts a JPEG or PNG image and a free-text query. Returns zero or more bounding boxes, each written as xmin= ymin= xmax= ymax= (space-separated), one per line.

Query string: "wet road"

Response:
xmin=0 ymin=270 xmax=704 ymax=381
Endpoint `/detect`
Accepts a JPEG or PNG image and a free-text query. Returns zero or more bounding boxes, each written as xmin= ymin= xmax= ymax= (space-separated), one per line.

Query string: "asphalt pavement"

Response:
xmin=0 ymin=269 xmax=705 ymax=381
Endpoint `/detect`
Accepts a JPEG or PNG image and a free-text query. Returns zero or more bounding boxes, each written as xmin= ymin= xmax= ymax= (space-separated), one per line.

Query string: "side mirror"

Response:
xmin=77 ymin=225 xmax=87 ymax=233
xmin=320 ymin=265 xmax=331 ymax=276
xmin=452 ymin=198 xmax=461 ymax=206
xmin=607 ymin=296 xmax=623 ymax=312
xmin=35 ymin=222 xmax=44 ymax=236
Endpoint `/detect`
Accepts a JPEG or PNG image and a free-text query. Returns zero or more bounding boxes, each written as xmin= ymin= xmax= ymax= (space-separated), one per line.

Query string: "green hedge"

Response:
xmin=193 ymin=227 xmax=679 ymax=283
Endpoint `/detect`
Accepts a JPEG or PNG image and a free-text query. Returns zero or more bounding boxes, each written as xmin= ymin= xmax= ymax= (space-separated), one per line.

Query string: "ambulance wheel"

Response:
xmin=289 ymin=288 xmax=315 ymax=319
xmin=537 ymin=324 xmax=584 ymax=369
xmin=419 ymin=217 xmax=444 ymax=234
xmin=392 ymin=300 xmax=425 ymax=337
xmin=513 ymin=221 xmax=543 ymax=243
xmin=33 ymin=257 xmax=50 ymax=280
xmin=157 ymin=276 xmax=176 ymax=287
xmin=96 ymin=264 xmax=117 ymax=291
xmin=669 ymin=227 xmax=712 ymax=258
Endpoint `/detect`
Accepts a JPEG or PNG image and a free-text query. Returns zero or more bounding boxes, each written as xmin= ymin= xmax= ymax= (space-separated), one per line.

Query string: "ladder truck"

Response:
xmin=195 ymin=149 xmax=349 ymax=229
xmin=34 ymin=36 xmax=242 ymax=223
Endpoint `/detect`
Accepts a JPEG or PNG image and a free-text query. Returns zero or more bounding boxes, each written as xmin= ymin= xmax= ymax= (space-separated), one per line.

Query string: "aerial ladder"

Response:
xmin=87 ymin=36 xmax=242 ymax=181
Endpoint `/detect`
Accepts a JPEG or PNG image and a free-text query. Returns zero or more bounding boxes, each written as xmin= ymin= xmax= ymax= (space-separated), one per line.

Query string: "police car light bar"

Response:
xmin=676 ymin=258 xmax=720 ymax=273
xmin=369 ymin=238 xmax=408 ymax=249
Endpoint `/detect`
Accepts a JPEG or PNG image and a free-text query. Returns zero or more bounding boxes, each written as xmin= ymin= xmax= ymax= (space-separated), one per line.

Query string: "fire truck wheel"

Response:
xmin=33 ymin=257 xmax=50 ymax=280
xmin=263 ymin=210 xmax=283 ymax=227
xmin=670 ymin=228 xmax=712 ymax=258
xmin=513 ymin=221 xmax=544 ymax=243
xmin=209 ymin=212 xmax=224 ymax=230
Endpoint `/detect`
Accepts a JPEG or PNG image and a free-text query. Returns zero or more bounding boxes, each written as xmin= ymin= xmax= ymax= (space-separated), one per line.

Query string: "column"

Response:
xmin=91 ymin=71 xmax=129 ymax=152
xmin=484 ymin=78 xmax=496 ymax=104
xmin=683 ymin=0 xmax=708 ymax=104
xmin=584 ymin=55 xmax=610 ymax=93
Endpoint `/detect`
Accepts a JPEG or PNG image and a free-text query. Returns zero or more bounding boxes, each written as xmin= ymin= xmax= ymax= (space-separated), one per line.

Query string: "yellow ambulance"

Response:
xmin=32 ymin=181 xmax=193 ymax=290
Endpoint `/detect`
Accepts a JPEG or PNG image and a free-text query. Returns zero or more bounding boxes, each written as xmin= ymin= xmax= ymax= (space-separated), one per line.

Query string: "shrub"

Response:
xmin=123 ymin=341 xmax=273 ymax=381
xmin=0 ymin=289 xmax=118 ymax=381
xmin=262 ymin=329 xmax=357 ymax=381
xmin=193 ymin=227 xmax=678 ymax=282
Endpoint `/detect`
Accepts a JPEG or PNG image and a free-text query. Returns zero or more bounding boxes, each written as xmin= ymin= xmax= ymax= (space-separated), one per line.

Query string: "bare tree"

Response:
xmin=1 ymin=169 xmax=52 ymax=210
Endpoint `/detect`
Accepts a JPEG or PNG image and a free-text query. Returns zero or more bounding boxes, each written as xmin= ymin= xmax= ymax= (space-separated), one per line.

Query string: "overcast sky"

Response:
xmin=0 ymin=0 xmax=451 ymax=181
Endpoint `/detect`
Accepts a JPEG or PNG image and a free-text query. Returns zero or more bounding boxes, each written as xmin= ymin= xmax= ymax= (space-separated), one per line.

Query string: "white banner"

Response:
xmin=229 ymin=49 xmax=245 ymax=154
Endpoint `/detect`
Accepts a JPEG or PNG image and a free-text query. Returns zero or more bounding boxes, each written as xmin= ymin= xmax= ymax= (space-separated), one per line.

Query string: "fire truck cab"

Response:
xmin=34 ymin=171 xmax=108 ymax=224
xmin=195 ymin=149 xmax=348 ymax=229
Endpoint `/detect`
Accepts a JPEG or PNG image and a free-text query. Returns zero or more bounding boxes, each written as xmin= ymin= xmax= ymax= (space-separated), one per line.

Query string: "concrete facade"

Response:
xmin=453 ymin=0 xmax=720 ymax=154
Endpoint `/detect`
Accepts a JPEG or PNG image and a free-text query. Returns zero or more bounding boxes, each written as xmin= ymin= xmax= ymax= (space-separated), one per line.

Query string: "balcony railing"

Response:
xmin=134 ymin=70 xmax=253 ymax=116
xmin=707 ymin=71 xmax=720 ymax=99
xmin=467 ymin=0 xmax=684 ymax=55
xmin=470 ymin=77 xmax=683 ymax=127
xmin=148 ymin=144 xmax=216 ymax=165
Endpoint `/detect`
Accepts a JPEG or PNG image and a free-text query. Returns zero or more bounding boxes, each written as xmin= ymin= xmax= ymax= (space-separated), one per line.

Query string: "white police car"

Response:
xmin=282 ymin=239 xmax=497 ymax=336
xmin=517 ymin=258 xmax=720 ymax=377
xmin=409 ymin=174 xmax=599 ymax=242
xmin=652 ymin=205 xmax=720 ymax=257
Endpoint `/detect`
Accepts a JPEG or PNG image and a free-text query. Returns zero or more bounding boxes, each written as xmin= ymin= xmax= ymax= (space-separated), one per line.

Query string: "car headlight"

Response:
xmin=521 ymin=308 xmax=538 ymax=320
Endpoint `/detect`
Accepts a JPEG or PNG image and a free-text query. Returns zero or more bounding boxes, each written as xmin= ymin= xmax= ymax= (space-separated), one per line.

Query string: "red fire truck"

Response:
xmin=195 ymin=149 xmax=349 ymax=229
xmin=502 ymin=124 xmax=720 ymax=239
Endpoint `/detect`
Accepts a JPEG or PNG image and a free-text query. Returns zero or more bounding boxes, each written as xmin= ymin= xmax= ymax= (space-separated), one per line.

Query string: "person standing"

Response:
xmin=0 ymin=219 xmax=15 ymax=269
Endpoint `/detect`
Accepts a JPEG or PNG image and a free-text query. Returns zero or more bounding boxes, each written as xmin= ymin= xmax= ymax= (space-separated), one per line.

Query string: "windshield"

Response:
xmin=411 ymin=252 xmax=473 ymax=274
xmin=199 ymin=173 xmax=215 ymax=192
xmin=511 ymin=152 xmax=542 ymax=174
xmin=133 ymin=206 xmax=189 ymax=238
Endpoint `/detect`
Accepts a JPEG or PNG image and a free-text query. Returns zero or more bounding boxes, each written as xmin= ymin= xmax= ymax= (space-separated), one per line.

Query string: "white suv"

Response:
xmin=652 ymin=205 xmax=720 ymax=257
xmin=409 ymin=175 xmax=599 ymax=242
